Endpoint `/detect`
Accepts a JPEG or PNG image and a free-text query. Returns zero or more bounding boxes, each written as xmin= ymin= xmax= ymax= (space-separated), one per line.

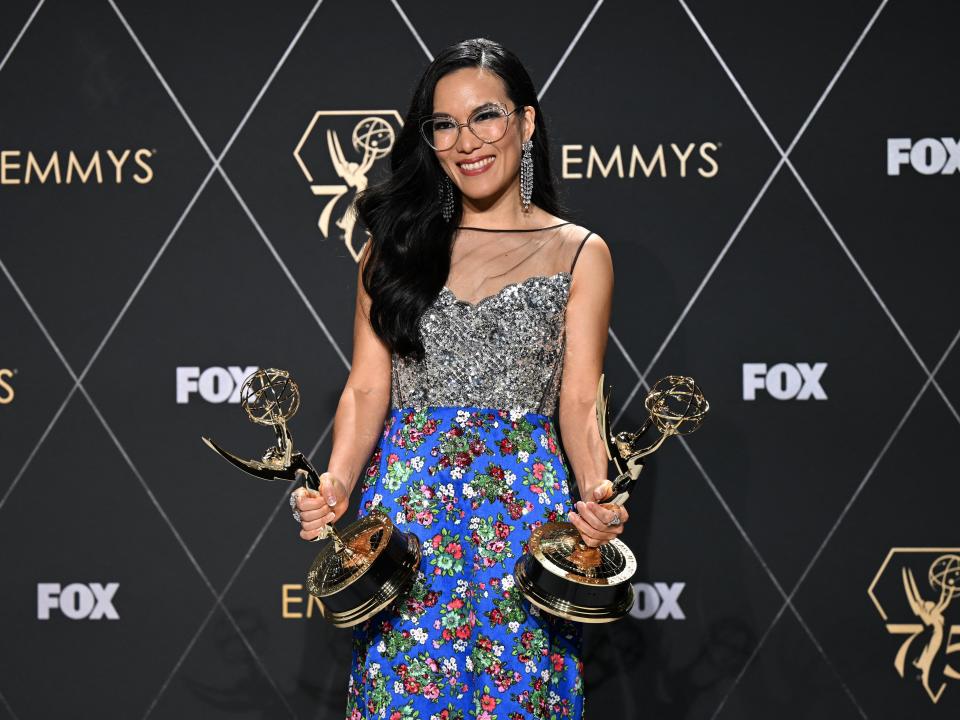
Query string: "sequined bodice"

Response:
xmin=391 ymin=272 xmax=572 ymax=416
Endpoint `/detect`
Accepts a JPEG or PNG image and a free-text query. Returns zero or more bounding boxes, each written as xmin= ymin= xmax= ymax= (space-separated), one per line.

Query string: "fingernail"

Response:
xmin=576 ymin=501 xmax=584 ymax=510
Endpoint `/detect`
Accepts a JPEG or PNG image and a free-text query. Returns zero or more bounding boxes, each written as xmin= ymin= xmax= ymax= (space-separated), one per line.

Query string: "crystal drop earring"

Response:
xmin=520 ymin=139 xmax=533 ymax=212
xmin=439 ymin=174 xmax=455 ymax=222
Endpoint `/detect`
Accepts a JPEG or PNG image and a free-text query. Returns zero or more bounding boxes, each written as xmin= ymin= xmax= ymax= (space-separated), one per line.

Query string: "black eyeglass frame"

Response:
xmin=419 ymin=103 xmax=527 ymax=151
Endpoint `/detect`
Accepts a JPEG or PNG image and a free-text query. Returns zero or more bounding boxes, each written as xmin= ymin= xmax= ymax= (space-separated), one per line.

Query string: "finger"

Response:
xmin=576 ymin=501 xmax=612 ymax=533
xmin=592 ymin=480 xmax=614 ymax=502
xmin=319 ymin=472 xmax=338 ymax=507
xmin=296 ymin=494 xmax=328 ymax=511
xmin=595 ymin=502 xmax=629 ymax=526
xmin=573 ymin=507 xmax=618 ymax=542
xmin=568 ymin=512 xmax=614 ymax=546
xmin=292 ymin=485 xmax=321 ymax=508
xmin=584 ymin=500 xmax=620 ymax=528
xmin=291 ymin=486 xmax=304 ymax=508
xmin=294 ymin=470 xmax=321 ymax=496
xmin=302 ymin=516 xmax=334 ymax=532
xmin=593 ymin=503 xmax=626 ymax=536
xmin=567 ymin=512 xmax=595 ymax=541
xmin=299 ymin=526 xmax=325 ymax=541
xmin=570 ymin=519 xmax=606 ymax=547
xmin=300 ymin=507 xmax=336 ymax=524
xmin=613 ymin=504 xmax=629 ymax=524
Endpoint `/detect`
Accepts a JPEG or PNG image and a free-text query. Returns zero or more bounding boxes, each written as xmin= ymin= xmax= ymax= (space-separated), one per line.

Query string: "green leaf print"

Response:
xmin=426 ymin=527 xmax=465 ymax=577
xmin=502 ymin=416 xmax=537 ymax=456
xmin=383 ymin=456 xmax=414 ymax=492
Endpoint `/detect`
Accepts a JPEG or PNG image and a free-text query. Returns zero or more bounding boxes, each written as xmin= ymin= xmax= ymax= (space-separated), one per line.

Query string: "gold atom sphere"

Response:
xmin=929 ymin=554 xmax=960 ymax=600
xmin=644 ymin=375 xmax=709 ymax=436
xmin=352 ymin=116 xmax=395 ymax=159
xmin=241 ymin=368 xmax=301 ymax=426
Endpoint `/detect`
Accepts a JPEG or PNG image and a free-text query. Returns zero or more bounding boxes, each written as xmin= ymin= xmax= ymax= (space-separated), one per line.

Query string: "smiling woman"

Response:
xmin=428 ymin=69 xmax=538 ymax=220
xmin=290 ymin=37 xmax=618 ymax=720
xmin=344 ymin=41 xmax=572 ymax=361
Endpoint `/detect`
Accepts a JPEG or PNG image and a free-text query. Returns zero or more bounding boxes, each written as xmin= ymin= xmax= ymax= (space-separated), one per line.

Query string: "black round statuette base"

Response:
xmin=513 ymin=522 xmax=637 ymax=623
xmin=306 ymin=513 xmax=421 ymax=628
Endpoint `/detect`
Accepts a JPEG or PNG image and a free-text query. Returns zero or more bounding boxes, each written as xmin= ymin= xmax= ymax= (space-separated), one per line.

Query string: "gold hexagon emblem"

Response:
xmin=868 ymin=547 xmax=960 ymax=703
xmin=293 ymin=110 xmax=403 ymax=262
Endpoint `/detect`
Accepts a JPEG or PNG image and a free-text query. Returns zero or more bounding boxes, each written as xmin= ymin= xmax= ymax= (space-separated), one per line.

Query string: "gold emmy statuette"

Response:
xmin=513 ymin=374 xmax=709 ymax=623
xmin=201 ymin=368 xmax=420 ymax=628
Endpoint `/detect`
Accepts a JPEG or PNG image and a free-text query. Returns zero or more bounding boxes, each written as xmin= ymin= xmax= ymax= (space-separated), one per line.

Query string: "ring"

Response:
xmin=292 ymin=509 xmax=301 ymax=524
xmin=605 ymin=508 xmax=622 ymax=527
xmin=289 ymin=492 xmax=299 ymax=511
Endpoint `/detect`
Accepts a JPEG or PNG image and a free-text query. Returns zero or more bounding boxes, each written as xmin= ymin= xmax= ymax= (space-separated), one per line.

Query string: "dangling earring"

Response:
xmin=439 ymin=174 xmax=455 ymax=222
xmin=520 ymin=138 xmax=533 ymax=212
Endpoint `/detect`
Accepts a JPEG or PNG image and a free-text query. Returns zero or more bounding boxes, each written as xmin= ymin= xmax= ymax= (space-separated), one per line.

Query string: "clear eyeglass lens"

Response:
xmin=425 ymin=118 xmax=458 ymax=151
xmin=470 ymin=109 xmax=509 ymax=142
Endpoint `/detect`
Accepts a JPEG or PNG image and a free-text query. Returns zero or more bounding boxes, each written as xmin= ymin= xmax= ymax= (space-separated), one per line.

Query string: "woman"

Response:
xmin=291 ymin=37 xmax=628 ymax=719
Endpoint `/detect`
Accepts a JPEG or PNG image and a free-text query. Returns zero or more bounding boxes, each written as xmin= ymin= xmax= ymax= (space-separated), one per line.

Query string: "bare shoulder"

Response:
xmin=562 ymin=222 xmax=609 ymax=251
xmin=564 ymin=223 xmax=613 ymax=284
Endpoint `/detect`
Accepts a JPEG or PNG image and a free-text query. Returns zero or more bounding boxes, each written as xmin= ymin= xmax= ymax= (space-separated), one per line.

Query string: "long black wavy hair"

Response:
xmin=354 ymin=37 xmax=569 ymax=360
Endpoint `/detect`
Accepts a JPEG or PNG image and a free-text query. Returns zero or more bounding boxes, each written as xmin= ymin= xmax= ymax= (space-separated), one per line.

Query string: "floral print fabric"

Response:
xmin=345 ymin=405 xmax=584 ymax=720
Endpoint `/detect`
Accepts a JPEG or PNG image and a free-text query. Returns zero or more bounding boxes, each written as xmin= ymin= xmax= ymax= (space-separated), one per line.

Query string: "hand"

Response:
xmin=291 ymin=469 xmax=350 ymax=541
xmin=567 ymin=479 xmax=629 ymax=548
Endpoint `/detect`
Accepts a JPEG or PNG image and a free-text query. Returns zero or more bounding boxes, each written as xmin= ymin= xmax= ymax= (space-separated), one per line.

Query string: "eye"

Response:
xmin=472 ymin=109 xmax=502 ymax=123
xmin=431 ymin=118 xmax=456 ymax=130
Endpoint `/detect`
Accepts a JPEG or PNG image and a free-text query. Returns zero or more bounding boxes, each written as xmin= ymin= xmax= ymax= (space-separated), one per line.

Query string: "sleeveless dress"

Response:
xmin=345 ymin=222 xmax=595 ymax=720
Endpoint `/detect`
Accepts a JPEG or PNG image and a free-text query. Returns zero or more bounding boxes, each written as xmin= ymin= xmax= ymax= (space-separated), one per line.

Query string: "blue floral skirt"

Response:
xmin=345 ymin=406 xmax=585 ymax=720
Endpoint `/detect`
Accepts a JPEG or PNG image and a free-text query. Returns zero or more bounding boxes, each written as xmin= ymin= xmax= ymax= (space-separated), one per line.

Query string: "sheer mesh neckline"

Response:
xmin=455 ymin=221 xmax=572 ymax=233
xmin=443 ymin=222 xmax=586 ymax=306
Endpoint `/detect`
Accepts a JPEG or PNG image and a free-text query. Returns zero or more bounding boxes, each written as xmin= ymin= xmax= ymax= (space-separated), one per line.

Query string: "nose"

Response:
xmin=455 ymin=125 xmax=483 ymax=155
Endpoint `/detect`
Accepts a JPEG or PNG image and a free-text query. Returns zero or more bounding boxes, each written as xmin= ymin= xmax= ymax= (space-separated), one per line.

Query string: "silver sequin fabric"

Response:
xmin=391 ymin=271 xmax=572 ymax=416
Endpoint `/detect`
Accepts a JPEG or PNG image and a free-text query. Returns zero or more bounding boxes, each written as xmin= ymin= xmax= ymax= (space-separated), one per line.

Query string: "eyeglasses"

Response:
xmin=420 ymin=103 xmax=525 ymax=151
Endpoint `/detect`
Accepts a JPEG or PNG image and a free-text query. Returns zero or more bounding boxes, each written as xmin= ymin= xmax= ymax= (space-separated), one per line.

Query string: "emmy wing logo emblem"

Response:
xmin=868 ymin=548 xmax=960 ymax=703
xmin=293 ymin=110 xmax=401 ymax=262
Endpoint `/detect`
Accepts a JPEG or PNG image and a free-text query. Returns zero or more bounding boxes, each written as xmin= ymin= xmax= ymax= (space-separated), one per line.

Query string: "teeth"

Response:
xmin=461 ymin=156 xmax=494 ymax=171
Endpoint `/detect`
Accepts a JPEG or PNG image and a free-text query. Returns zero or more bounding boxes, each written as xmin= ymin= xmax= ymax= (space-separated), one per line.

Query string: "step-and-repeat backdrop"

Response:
xmin=2 ymin=1 xmax=958 ymax=718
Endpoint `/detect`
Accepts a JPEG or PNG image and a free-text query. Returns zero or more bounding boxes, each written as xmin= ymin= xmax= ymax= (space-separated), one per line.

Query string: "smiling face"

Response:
xmin=429 ymin=67 xmax=535 ymax=212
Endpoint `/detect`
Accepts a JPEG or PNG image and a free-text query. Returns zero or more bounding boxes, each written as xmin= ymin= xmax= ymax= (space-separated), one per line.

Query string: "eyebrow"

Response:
xmin=428 ymin=101 xmax=503 ymax=119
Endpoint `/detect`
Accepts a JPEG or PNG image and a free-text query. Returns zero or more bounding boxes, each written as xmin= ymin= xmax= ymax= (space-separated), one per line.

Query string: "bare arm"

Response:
xmin=295 ymin=245 xmax=393 ymax=538
xmin=558 ymin=234 xmax=627 ymax=546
